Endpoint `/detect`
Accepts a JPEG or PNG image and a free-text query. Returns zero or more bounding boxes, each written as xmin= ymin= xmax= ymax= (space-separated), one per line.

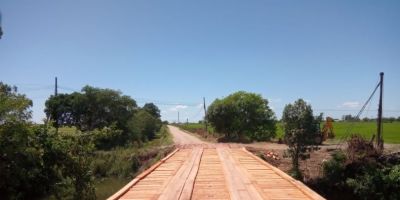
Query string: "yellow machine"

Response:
xmin=321 ymin=117 xmax=335 ymax=140
xmin=314 ymin=117 xmax=335 ymax=144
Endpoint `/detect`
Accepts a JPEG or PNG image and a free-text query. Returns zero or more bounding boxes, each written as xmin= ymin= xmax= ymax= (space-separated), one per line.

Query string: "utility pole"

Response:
xmin=54 ymin=77 xmax=58 ymax=133
xmin=376 ymin=72 xmax=384 ymax=150
xmin=178 ymin=111 xmax=180 ymax=124
xmin=55 ymin=77 xmax=58 ymax=96
xmin=0 ymin=12 xmax=3 ymax=39
xmin=203 ymin=97 xmax=208 ymax=132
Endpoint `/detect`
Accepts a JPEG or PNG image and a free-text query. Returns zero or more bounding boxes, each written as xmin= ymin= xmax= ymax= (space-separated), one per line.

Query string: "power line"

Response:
xmin=336 ymin=80 xmax=382 ymax=149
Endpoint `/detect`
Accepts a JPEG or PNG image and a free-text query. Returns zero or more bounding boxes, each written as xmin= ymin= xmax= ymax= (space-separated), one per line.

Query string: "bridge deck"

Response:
xmin=108 ymin=146 xmax=325 ymax=200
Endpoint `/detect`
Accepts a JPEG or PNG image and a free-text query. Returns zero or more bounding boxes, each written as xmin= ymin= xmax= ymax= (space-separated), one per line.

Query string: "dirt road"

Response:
xmin=167 ymin=125 xmax=205 ymax=145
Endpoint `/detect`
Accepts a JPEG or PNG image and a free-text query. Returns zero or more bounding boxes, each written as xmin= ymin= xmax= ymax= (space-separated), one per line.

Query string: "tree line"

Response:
xmin=342 ymin=114 xmax=400 ymax=122
xmin=0 ymin=82 xmax=163 ymax=199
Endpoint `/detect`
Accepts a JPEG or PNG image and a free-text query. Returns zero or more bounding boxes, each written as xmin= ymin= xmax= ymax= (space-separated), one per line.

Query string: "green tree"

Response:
xmin=143 ymin=103 xmax=161 ymax=118
xmin=0 ymin=82 xmax=32 ymax=123
xmin=45 ymin=86 xmax=137 ymax=131
xmin=282 ymin=99 xmax=319 ymax=178
xmin=128 ymin=109 xmax=161 ymax=142
xmin=206 ymin=91 xmax=276 ymax=141
xmin=1 ymin=82 xmax=96 ymax=199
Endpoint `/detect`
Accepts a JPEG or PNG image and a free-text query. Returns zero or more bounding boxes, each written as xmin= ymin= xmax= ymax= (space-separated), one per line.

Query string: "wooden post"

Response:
xmin=203 ymin=97 xmax=208 ymax=132
xmin=377 ymin=72 xmax=384 ymax=150
xmin=55 ymin=77 xmax=58 ymax=96
xmin=55 ymin=77 xmax=58 ymax=133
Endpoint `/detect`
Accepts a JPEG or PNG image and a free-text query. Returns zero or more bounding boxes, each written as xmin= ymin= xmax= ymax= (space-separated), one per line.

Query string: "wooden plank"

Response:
xmin=240 ymin=148 xmax=325 ymax=200
xmin=179 ymin=148 xmax=203 ymax=200
xmin=158 ymin=147 xmax=203 ymax=200
xmin=217 ymin=147 xmax=263 ymax=200
xmin=192 ymin=148 xmax=230 ymax=200
xmin=119 ymin=149 xmax=190 ymax=200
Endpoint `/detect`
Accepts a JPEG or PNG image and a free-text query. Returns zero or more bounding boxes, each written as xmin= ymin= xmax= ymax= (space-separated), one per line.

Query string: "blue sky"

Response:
xmin=1 ymin=0 xmax=399 ymax=123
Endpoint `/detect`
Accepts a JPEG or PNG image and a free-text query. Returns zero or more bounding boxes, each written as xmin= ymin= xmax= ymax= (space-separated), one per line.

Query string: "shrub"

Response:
xmin=322 ymin=151 xmax=347 ymax=186
xmin=206 ymin=91 xmax=276 ymax=142
xmin=346 ymin=165 xmax=400 ymax=200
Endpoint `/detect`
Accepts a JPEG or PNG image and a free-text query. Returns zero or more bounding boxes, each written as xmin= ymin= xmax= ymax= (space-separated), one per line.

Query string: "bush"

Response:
xmin=317 ymin=135 xmax=400 ymax=199
xmin=128 ymin=110 xmax=162 ymax=143
xmin=92 ymin=145 xmax=174 ymax=178
xmin=206 ymin=91 xmax=276 ymax=142
xmin=322 ymin=151 xmax=347 ymax=186
xmin=91 ymin=125 xmax=124 ymax=150
xmin=346 ymin=165 xmax=400 ymax=200
xmin=346 ymin=134 xmax=380 ymax=163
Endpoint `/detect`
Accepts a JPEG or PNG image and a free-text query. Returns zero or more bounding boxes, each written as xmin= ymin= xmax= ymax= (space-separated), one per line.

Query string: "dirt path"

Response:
xmin=167 ymin=125 xmax=206 ymax=145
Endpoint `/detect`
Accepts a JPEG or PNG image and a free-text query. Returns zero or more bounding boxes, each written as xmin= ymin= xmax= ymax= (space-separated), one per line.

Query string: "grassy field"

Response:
xmin=277 ymin=122 xmax=400 ymax=144
xmin=179 ymin=122 xmax=400 ymax=144
xmin=178 ymin=123 xmax=215 ymax=133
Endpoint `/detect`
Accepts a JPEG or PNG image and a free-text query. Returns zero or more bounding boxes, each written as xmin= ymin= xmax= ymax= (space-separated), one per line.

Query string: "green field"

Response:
xmin=277 ymin=122 xmax=400 ymax=144
xmin=178 ymin=123 xmax=215 ymax=133
xmin=180 ymin=122 xmax=400 ymax=143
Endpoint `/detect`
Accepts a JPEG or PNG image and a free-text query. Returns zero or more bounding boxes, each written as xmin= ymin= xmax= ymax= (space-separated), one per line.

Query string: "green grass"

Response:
xmin=94 ymin=177 xmax=130 ymax=200
xmin=272 ymin=122 xmax=400 ymax=144
xmin=331 ymin=121 xmax=400 ymax=144
xmin=180 ymin=122 xmax=400 ymax=144
xmin=178 ymin=123 xmax=215 ymax=133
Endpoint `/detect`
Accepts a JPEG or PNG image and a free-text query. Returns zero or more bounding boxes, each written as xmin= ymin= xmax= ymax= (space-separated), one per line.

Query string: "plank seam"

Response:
xmin=178 ymin=148 xmax=204 ymax=200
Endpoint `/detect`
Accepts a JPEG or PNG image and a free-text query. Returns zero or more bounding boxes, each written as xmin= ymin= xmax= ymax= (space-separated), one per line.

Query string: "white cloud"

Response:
xmin=340 ymin=101 xmax=360 ymax=108
xmin=169 ymin=104 xmax=188 ymax=111
xmin=196 ymin=103 xmax=203 ymax=108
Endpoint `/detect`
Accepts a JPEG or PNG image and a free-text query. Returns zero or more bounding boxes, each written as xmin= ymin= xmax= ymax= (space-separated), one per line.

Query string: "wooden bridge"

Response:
xmin=108 ymin=145 xmax=325 ymax=200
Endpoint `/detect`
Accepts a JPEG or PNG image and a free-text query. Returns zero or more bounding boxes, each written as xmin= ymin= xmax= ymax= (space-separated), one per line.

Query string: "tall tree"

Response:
xmin=282 ymin=99 xmax=320 ymax=178
xmin=143 ymin=103 xmax=161 ymax=119
xmin=45 ymin=86 xmax=137 ymax=131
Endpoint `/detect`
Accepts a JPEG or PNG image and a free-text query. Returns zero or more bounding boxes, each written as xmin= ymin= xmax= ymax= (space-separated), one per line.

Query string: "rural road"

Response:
xmin=167 ymin=125 xmax=205 ymax=145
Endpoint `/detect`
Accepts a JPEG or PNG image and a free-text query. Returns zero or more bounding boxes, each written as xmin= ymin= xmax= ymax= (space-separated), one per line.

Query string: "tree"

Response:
xmin=143 ymin=103 xmax=161 ymax=118
xmin=1 ymin=82 xmax=96 ymax=199
xmin=342 ymin=114 xmax=360 ymax=122
xmin=45 ymin=86 xmax=137 ymax=131
xmin=128 ymin=109 xmax=161 ymax=142
xmin=206 ymin=91 xmax=276 ymax=141
xmin=0 ymin=82 xmax=32 ymax=123
xmin=282 ymin=99 xmax=319 ymax=178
